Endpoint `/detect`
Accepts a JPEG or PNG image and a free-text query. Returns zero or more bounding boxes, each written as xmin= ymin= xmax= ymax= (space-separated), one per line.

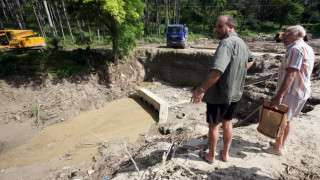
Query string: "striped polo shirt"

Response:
xmin=276 ymin=39 xmax=315 ymax=100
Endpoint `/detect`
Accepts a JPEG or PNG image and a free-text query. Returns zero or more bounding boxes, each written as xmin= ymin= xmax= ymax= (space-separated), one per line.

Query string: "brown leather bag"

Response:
xmin=257 ymin=100 xmax=289 ymax=139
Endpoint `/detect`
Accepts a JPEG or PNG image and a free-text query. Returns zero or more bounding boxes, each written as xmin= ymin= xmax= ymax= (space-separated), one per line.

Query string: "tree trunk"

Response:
xmin=32 ymin=3 xmax=46 ymax=38
xmin=53 ymin=2 xmax=65 ymax=41
xmin=0 ymin=0 xmax=8 ymax=23
xmin=201 ymin=1 xmax=206 ymax=30
xmin=107 ymin=14 xmax=118 ymax=62
xmin=87 ymin=17 xmax=92 ymax=42
xmin=148 ymin=0 xmax=152 ymax=35
xmin=43 ymin=0 xmax=55 ymax=39
xmin=49 ymin=4 xmax=57 ymax=24
xmin=15 ymin=0 xmax=26 ymax=29
xmin=49 ymin=4 xmax=58 ymax=36
xmin=144 ymin=0 xmax=150 ymax=35
xmin=77 ymin=19 xmax=84 ymax=42
xmin=34 ymin=0 xmax=46 ymax=27
xmin=4 ymin=0 xmax=16 ymax=24
xmin=21 ymin=0 xmax=28 ymax=17
xmin=279 ymin=23 xmax=283 ymax=30
xmin=0 ymin=14 xmax=4 ymax=29
xmin=11 ymin=1 xmax=23 ymax=29
xmin=97 ymin=29 xmax=100 ymax=42
xmin=61 ymin=0 xmax=74 ymax=42
xmin=209 ymin=3 xmax=214 ymax=29
xmin=173 ymin=0 xmax=176 ymax=24
xmin=164 ymin=0 xmax=169 ymax=27
xmin=176 ymin=0 xmax=181 ymax=24
xmin=156 ymin=0 xmax=161 ymax=38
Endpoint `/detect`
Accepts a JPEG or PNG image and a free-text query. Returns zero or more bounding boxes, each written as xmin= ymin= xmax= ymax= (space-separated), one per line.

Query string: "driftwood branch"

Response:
xmin=172 ymin=161 xmax=196 ymax=176
xmin=36 ymin=104 xmax=42 ymax=130
xmin=235 ymin=106 xmax=260 ymax=127
xmin=124 ymin=141 xmax=141 ymax=177
xmin=88 ymin=131 xmax=108 ymax=143
xmin=162 ymin=141 xmax=175 ymax=166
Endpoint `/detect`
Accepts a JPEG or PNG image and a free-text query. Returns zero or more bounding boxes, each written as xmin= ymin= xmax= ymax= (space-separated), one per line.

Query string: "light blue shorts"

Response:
xmin=282 ymin=93 xmax=307 ymax=121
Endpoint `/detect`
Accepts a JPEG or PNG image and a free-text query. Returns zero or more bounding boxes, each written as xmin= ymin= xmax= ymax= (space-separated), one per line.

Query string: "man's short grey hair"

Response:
xmin=290 ymin=25 xmax=306 ymax=39
xmin=219 ymin=15 xmax=236 ymax=28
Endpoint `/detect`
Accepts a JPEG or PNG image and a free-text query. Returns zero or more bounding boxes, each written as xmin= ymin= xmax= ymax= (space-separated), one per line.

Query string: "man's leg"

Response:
xmin=207 ymin=123 xmax=221 ymax=162
xmin=281 ymin=121 xmax=291 ymax=147
xmin=221 ymin=119 xmax=233 ymax=161
xmin=274 ymin=121 xmax=291 ymax=150
xmin=274 ymin=134 xmax=283 ymax=151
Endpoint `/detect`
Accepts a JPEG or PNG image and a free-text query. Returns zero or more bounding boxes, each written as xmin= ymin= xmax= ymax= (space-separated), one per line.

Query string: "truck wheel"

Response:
xmin=182 ymin=42 xmax=187 ymax=49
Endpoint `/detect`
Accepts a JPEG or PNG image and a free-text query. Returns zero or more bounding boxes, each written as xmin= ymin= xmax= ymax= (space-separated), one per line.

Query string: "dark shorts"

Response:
xmin=206 ymin=102 xmax=238 ymax=124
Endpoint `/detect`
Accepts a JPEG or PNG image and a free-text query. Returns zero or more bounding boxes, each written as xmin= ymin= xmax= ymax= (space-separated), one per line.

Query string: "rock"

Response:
xmin=15 ymin=115 xmax=20 ymax=121
xmin=159 ymin=126 xmax=171 ymax=135
xmin=71 ymin=168 xmax=80 ymax=178
xmin=176 ymin=113 xmax=186 ymax=119
xmin=73 ymin=177 xmax=84 ymax=180
xmin=157 ymin=142 xmax=172 ymax=151
xmin=59 ymin=172 xmax=67 ymax=178
xmin=88 ymin=170 xmax=94 ymax=175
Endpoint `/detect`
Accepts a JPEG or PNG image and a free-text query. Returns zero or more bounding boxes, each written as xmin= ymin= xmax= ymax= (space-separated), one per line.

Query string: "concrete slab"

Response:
xmin=137 ymin=88 xmax=169 ymax=123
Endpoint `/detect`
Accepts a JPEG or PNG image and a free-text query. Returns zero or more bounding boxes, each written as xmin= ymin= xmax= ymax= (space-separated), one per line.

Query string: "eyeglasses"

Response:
xmin=283 ymin=32 xmax=293 ymax=38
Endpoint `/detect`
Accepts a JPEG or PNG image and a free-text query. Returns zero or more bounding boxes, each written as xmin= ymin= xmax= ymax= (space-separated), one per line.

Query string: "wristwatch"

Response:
xmin=198 ymin=87 xmax=204 ymax=93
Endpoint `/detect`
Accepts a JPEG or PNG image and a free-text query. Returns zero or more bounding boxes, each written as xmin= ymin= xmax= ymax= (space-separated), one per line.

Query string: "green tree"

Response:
xmin=269 ymin=0 xmax=304 ymax=29
xmin=210 ymin=0 xmax=227 ymax=29
xmin=67 ymin=0 xmax=145 ymax=62
xmin=301 ymin=0 xmax=320 ymax=23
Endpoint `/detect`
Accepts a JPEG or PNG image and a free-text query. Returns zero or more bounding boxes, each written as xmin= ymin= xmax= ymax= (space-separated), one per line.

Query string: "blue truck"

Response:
xmin=166 ymin=24 xmax=188 ymax=48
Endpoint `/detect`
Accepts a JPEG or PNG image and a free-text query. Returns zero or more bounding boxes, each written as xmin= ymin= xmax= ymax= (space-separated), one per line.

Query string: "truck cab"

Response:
xmin=166 ymin=24 xmax=188 ymax=48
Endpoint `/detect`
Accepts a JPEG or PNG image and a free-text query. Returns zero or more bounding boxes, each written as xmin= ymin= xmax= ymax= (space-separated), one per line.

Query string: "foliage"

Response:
xmin=0 ymin=51 xmax=45 ymax=76
xmin=269 ymin=0 xmax=304 ymax=29
xmin=67 ymin=0 xmax=145 ymax=61
xmin=301 ymin=0 xmax=320 ymax=24
xmin=29 ymin=106 xmax=38 ymax=117
xmin=0 ymin=48 xmax=110 ymax=80
xmin=29 ymin=105 xmax=48 ymax=122
xmin=0 ymin=0 xmax=319 ymax=78
xmin=188 ymin=33 xmax=208 ymax=41
xmin=303 ymin=23 xmax=320 ymax=38
xmin=139 ymin=36 xmax=165 ymax=44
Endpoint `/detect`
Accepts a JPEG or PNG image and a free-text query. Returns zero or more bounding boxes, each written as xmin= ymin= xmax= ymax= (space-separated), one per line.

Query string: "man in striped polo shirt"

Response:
xmin=262 ymin=25 xmax=315 ymax=156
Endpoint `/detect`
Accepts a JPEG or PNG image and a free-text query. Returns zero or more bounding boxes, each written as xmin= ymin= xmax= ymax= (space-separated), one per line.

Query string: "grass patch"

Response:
xmin=0 ymin=46 xmax=111 ymax=82
xmin=303 ymin=23 xmax=320 ymax=38
xmin=29 ymin=106 xmax=38 ymax=117
xmin=139 ymin=35 xmax=166 ymax=44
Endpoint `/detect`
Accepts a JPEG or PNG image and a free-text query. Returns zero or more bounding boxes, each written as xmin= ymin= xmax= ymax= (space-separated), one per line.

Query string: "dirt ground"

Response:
xmin=0 ymin=38 xmax=320 ymax=180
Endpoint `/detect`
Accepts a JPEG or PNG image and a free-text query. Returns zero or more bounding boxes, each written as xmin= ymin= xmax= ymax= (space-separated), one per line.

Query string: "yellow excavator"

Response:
xmin=0 ymin=30 xmax=46 ymax=52
xmin=274 ymin=31 xmax=308 ymax=43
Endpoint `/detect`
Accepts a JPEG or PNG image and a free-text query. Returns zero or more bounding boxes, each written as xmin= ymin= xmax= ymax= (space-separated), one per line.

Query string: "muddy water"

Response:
xmin=0 ymin=98 xmax=157 ymax=169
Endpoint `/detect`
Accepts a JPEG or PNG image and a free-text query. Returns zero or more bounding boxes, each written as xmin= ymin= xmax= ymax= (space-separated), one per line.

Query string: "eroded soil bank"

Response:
xmin=0 ymin=39 xmax=320 ymax=180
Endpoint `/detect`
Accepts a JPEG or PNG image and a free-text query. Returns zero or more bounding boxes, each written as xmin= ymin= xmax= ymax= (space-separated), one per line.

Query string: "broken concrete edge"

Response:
xmin=136 ymin=88 xmax=169 ymax=124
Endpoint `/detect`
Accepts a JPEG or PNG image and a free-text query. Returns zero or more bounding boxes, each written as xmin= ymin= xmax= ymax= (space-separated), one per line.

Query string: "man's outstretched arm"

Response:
xmin=190 ymin=70 xmax=222 ymax=104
